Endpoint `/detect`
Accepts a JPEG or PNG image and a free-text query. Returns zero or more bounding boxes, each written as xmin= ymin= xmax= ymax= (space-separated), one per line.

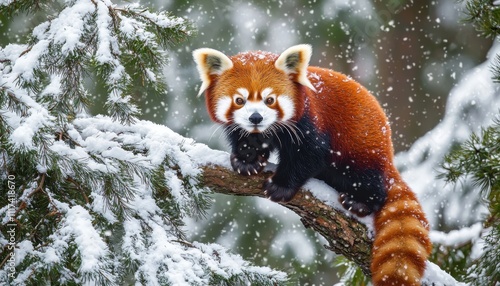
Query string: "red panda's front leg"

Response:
xmin=227 ymin=131 xmax=274 ymax=176
xmin=263 ymin=146 xmax=328 ymax=202
xmin=263 ymin=122 xmax=331 ymax=202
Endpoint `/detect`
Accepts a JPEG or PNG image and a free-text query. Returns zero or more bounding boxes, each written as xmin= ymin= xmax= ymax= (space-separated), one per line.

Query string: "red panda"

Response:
xmin=193 ymin=44 xmax=432 ymax=286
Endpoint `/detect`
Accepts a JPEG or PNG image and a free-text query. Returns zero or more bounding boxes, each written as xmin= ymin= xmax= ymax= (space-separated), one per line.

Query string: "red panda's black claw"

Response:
xmin=262 ymin=178 xmax=298 ymax=202
xmin=230 ymin=153 xmax=267 ymax=176
xmin=338 ymin=192 xmax=374 ymax=217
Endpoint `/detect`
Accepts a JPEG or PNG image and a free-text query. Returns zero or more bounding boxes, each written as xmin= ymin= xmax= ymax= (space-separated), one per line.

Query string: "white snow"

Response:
xmin=57 ymin=205 xmax=110 ymax=274
xmin=142 ymin=10 xmax=187 ymax=28
xmin=95 ymin=1 xmax=116 ymax=64
xmin=305 ymin=178 xmax=375 ymax=233
xmin=41 ymin=75 xmax=62 ymax=99
xmin=423 ymin=261 xmax=468 ymax=286
xmin=90 ymin=192 xmax=117 ymax=223
xmin=14 ymin=240 xmax=34 ymax=266
xmin=47 ymin=1 xmax=95 ymax=55
xmin=9 ymin=107 xmax=55 ymax=150
xmin=430 ymin=222 xmax=483 ymax=247
xmin=10 ymin=40 xmax=49 ymax=82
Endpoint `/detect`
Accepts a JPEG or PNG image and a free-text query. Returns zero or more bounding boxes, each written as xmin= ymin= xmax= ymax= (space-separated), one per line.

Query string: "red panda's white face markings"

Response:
xmin=214 ymin=97 xmax=232 ymax=123
xmin=193 ymin=45 xmax=316 ymax=130
xmin=231 ymin=87 xmax=281 ymax=133
xmin=277 ymin=95 xmax=295 ymax=122
xmin=211 ymin=84 xmax=297 ymax=133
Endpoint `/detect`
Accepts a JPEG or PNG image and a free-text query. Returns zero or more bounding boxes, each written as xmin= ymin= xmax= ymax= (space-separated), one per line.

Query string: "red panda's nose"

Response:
xmin=249 ymin=112 xmax=263 ymax=124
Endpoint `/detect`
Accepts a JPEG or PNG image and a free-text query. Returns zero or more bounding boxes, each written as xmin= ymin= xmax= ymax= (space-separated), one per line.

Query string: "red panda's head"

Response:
xmin=193 ymin=44 xmax=316 ymax=133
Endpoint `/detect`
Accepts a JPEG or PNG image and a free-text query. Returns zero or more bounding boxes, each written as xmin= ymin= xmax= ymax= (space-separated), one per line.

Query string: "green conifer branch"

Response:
xmin=441 ymin=117 xmax=500 ymax=285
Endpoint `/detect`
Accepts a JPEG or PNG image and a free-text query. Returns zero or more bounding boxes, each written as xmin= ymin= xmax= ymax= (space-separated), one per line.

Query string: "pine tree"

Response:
xmin=438 ymin=0 xmax=500 ymax=284
xmin=464 ymin=0 xmax=500 ymax=82
xmin=0 ymin=1 xmax=287 ymax=285
xmin=441 ymin=119 xmax=500 ymax=285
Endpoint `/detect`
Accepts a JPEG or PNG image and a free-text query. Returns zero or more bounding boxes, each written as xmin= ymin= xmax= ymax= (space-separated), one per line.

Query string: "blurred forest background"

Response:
xmin=1 ymin=0 xmax=495 ymax=284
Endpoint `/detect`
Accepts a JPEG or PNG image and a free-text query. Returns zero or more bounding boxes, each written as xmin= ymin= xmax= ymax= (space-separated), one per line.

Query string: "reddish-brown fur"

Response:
xmin=372 ymin=171 xmax=432 ymax=286
xmin=303 ymin=66 xmax=432 ymax=285
xmin=202 ymin=50 xmax=432 ymax=285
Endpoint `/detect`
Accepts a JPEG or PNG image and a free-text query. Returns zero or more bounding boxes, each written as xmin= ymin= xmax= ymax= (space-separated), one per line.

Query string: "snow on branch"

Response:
xmin=1 ymin=114 xmax=289 ymax=285
xmin=198 ymin=158 xmax=467 ymax=286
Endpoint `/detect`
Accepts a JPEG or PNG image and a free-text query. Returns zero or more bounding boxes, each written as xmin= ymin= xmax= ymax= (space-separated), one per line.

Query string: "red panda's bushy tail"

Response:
xmin=371 ymin=176 xmax=432 ymax=286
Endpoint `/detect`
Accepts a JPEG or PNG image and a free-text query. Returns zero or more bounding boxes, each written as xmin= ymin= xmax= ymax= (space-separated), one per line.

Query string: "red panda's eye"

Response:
xmin=265 ymin=97 xmax=275 ymax=105
xmin=235 ymin=97 xmax=245 ymax=105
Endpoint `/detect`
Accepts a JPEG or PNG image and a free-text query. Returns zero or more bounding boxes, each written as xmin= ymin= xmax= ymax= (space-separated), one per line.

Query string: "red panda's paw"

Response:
xmin=263 ymin=178 xmax=298 ymax=202
xmin=338 ymin=193 xmax=373 ymax=217
xmin=230 ymin=153 xmax=267 ymax=176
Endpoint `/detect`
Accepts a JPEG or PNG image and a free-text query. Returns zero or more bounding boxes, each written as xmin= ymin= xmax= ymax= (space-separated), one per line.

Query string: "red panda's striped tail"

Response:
xmin=371 ymin=176 xmax=432 ymax=286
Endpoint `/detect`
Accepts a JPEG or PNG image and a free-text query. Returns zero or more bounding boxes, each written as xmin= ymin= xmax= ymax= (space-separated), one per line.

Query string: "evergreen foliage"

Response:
xmin=438 ymin=1 xmax=500 ymax=284
xmin=464 ymin=0 xmax=500 ymax=82
xmin=0 ymin=1 xmax=287 ymax=285
xmin=334 ymin=256 xmax=369 ymax=286
xmin=463 ymin=0 xmax=500 ymax=40
xmin=441 ymin=118 xmax=500 ymax=285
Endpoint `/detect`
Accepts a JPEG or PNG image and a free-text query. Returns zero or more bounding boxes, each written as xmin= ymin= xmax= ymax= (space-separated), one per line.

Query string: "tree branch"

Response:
xmin=200 ymin=164 xmax=373 ymax=276
xmin=199 ymin=164 xmax=468 ymax=286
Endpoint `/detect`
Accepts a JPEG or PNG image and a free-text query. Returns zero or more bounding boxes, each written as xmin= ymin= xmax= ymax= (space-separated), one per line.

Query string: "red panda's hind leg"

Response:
xmin=338 ymin=193 xmax=374 ymax=217
xmin=316 ymin=167 xmax=387 ymax=217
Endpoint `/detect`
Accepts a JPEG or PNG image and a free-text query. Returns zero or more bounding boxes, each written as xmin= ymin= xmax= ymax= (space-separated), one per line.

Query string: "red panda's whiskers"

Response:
xmin=265 ymin=124 xmax=282 ymax=148
xmin=222 ymin=124 xmax=245 ymax=142
xmin=223 ymin=124 xmax=238 ymax=136
xmin=275 ymin=122 xmax=296 ymax=145
xmin=275 ymin=121 xmax=303 ymax=145
xmin=282 ymin=121 xmax=304 ymax=145
xmin=209 ymin=124 xmax=225 ymax=142
xmin=238 ymin=128 xmax=250 ymax=140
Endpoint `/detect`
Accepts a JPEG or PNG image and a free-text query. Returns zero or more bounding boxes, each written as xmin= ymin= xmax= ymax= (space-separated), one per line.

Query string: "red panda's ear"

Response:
xmin=193 ymin=48 xmax=234 ymax=96
xmin=275 ymin=44 xmax=316 ymax=92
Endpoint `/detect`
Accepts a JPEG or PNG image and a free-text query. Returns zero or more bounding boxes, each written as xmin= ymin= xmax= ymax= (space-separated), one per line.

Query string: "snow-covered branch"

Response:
xmin=197 ymin=150 xmax=468 ymax=286
xmin=200 ymin=164 xmax=373 ymax=275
